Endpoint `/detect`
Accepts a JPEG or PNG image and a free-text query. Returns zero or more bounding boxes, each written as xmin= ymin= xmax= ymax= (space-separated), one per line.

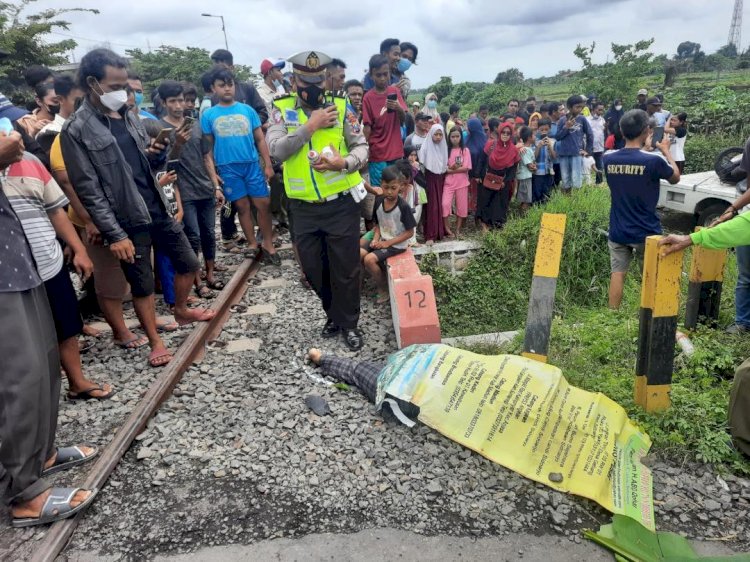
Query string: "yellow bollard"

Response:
xmin=635 ymin=236 xmax=683 ymax=412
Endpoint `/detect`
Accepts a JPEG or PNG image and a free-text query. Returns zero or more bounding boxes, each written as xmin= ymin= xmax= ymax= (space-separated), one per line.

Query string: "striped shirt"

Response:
xmin=4 ymin=153 xmax=68 ymax=281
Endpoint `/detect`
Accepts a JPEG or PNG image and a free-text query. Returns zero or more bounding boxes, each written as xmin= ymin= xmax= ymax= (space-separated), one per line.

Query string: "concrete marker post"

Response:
xmin=522 ymin=213 xmax=567 ymax=363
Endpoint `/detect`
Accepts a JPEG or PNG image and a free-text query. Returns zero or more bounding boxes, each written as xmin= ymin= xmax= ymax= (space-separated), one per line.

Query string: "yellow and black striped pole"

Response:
xmin=685 ymin=228 xmax=726 ymax=330
xmin=635 ymin=236 xmax=683 ymax=412
xmin=522 ymin=213 xmax=567 ymax=364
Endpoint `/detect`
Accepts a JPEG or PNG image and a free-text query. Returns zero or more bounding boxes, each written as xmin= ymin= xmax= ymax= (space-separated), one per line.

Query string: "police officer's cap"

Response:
xmin=287 ymin=51 xmax=332 ymax=84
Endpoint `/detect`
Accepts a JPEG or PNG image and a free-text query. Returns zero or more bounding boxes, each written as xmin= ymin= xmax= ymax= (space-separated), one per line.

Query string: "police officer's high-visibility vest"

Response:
xmin=273 ymin=95 xmax=362 ymax=201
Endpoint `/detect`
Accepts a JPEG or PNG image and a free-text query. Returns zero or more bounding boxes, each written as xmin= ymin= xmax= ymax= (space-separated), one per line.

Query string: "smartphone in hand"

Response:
xmin=651 ymin=126 xmax=664 ymax=148
xmin=386 ymin=93 xmax=397 ymax=113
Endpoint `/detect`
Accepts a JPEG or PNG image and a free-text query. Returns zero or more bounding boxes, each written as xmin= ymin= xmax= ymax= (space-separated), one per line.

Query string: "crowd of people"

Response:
xmin=0 ymin=33 xmax=712 ymax=529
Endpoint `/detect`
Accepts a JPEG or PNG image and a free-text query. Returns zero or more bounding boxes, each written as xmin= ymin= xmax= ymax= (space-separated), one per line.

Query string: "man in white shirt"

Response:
xmin=587 ymin=102 xmax=606 ymax=184
xmin=256 ymin=58 xmax=287 ymax=123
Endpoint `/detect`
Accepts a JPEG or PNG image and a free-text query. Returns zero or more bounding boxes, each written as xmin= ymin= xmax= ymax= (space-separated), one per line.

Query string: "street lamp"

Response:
xmin=201 ymin=13 xmax=228 ymax=50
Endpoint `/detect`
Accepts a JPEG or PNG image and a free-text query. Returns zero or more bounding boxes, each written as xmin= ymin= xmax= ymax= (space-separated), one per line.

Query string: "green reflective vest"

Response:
xmin=272 ymin=95 xmax=362 ymax=201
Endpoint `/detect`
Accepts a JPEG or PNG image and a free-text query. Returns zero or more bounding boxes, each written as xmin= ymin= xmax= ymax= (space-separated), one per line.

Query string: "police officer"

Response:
xmin=267 ymin=51 xmax=369 ymax=351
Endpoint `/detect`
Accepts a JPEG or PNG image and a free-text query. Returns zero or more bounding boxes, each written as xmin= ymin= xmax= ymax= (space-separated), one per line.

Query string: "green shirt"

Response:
xmin=690 ymin=212 xmax=750 ymax=249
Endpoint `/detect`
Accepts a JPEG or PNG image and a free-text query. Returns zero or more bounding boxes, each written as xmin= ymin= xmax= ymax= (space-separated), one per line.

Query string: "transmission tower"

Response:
xmin=729 ymin=0 xmax=743 ymax=53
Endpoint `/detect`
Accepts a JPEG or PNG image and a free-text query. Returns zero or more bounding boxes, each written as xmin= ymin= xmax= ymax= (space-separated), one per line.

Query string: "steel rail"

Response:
xmin=29 ymin=257 xmax=261 ymax=562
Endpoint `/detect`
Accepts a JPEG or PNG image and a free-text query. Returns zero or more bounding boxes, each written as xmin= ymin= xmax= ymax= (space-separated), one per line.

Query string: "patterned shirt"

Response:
xmin=0 ymin=171 xmax=41 ymax=293
xmin=4 ymin=153 xmax=68 ymax=281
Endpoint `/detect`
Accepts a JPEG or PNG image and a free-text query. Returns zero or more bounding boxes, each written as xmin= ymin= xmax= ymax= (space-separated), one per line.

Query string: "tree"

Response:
xmin=676 ymin=41 xmax=703 ymax=60
xmin=127 ymin=46 xmax=254 ymax=94
xmin=573 ymin=39 xmax=656 ymax=103
xmin=0 ymin=0 xmax=99 ymax=93
xmin=493 ymin=68 xmax=524 ymax=85
xmin=427 ymin=76 xmax=453 ymax=101
xmin=716 ymin=43 xmax=739 ymax=59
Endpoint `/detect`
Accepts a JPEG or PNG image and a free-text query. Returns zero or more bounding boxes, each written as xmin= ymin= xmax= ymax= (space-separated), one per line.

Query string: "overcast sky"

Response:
xmin=29 ymin=0 xmax=743 ymax=88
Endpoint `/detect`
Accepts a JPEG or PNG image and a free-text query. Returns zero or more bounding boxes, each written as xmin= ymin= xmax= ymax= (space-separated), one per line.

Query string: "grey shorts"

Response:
xmin=516 ymin=178 xmax=532 ymax=204
xmin=608 ymin=240 xmax=645 ymax=273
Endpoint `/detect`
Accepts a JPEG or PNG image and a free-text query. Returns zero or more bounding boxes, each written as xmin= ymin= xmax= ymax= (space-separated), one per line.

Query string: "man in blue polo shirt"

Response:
xmin=603 ymin=109 xmax=680 ymax=309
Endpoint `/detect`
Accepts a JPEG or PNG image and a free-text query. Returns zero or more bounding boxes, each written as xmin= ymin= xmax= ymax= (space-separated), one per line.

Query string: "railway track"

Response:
xmin=29 ymin=256 xmax=262 ymax=562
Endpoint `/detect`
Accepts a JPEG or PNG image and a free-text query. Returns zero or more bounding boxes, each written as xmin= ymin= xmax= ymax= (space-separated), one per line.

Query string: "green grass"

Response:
xmin=430 ymin=187 xmax=750 ymax=473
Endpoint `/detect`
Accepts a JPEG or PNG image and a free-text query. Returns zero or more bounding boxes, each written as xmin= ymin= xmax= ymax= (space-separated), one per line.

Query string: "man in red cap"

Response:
xmin=257 ymin=58 xmax=287 ymax=120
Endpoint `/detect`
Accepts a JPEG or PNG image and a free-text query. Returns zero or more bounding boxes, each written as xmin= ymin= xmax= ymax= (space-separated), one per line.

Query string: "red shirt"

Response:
xmin=362 ymin=85 xmax=406 ymax=162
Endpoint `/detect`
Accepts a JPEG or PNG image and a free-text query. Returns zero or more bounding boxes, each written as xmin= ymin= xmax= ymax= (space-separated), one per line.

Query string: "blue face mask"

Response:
xmin=134 ymin=92 xmax=144 ymax=107
xmin=427 ymin=99 xmax=437 ymax=109
xmin=397 ymin=58 xmax=412 ymax=73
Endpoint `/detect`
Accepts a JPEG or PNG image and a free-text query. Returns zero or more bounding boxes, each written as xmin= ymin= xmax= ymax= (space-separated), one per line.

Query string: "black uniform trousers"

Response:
xmin=290 ymin=193 xmax=361 ymax=330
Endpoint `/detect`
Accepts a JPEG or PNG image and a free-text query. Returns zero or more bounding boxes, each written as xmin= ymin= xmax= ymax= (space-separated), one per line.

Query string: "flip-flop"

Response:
xmin=115 ymin=335 xmax=149 ymax=350
xmin=194 ymin=284 xmax=216 ymax=299
xmin=78 ymin=338 xmax=96 ymax=354
xmin=67 ymin=384 xmax=116 ymax=402
xmin=213 ymin=263 xmax=229 ymax=272
xmin=12 ymin=487 xmax=99 ymax=528
xmin=206 ymin=279 xmax=225 ymax=290
xmin=156 ymin=319 xmax=179 ymax=333
xmin=149 ymin=349 xmax=173 ymax=368
xmin=41 ymin=446 xmax=99 ymax=477
xmin=176 ymin=308 xmax=216 ymax=327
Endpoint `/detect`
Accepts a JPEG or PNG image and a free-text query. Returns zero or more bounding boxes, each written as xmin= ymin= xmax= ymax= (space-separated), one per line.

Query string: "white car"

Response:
xmin=659 ymin=170 xmax=746 ymax=227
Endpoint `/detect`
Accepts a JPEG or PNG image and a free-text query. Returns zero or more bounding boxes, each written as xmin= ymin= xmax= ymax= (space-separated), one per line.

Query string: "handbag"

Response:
xmin=482 ymin=141 xmax=505 ymax=191
xmin=417 ymin=185 xmax=428 ymax=205
xmin=483 ymin=171 xmax=505 ymax=191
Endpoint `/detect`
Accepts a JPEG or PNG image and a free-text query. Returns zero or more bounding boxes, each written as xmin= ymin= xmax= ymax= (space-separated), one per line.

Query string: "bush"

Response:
xmin=684 ymin=133 xmax=747 ymax=173
xmin=421 ymin=187 xmax=611 ymax=336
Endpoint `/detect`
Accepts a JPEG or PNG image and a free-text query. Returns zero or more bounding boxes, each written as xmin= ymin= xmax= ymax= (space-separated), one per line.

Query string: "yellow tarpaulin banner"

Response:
xmin=376 ymin=344 xmax=655 ymax=530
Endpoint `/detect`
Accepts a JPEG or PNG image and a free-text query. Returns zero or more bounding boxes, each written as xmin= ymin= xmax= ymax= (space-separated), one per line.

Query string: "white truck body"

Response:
xmin=659 ymin=171 xmax=745 ymax=226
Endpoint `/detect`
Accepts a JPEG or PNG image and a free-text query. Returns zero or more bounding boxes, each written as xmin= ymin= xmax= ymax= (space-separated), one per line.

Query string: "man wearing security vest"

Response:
xmin=267 ymin=50 xmax=369 ymax=351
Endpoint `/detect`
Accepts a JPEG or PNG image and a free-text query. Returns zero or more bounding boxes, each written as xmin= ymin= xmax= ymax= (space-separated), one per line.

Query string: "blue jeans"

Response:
xmin=182 ymin=198 xmax=216 ymax=262
xmin=559 ymin=155 xmax=583 ymax=189
xmin=736 ymin=245 xmax=750 ymax=327
xmin=155 ymin=251 xmax=175 ymax=306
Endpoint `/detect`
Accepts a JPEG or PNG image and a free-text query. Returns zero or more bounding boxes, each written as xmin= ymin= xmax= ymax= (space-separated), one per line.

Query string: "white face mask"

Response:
xmin=93 ymin=79 xmax=128 ymax=111
xmin=615 ymin=105 xmax=623 ymax=111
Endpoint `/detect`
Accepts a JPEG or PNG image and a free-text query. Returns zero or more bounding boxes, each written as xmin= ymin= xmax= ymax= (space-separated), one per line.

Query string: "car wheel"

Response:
xmin=696 ymin=203 xmax=730 ymax=228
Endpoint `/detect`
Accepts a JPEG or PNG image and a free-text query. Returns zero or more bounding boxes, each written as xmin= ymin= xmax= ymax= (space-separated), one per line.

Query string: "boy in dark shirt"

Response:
xmin=602 ymin=109 xmax=680 ymax=309
xmin=360 ymin=164 xmax=416 ymax=304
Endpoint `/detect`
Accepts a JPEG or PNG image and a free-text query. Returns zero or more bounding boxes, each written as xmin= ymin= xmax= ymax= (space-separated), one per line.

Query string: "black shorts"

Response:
xmin=43 ymin=265 xmax=84 ymax=342
xmin=122 ymin=220 xmax=200 ymax=298
xmin=362 ymin=241 xmax=406 ymax=264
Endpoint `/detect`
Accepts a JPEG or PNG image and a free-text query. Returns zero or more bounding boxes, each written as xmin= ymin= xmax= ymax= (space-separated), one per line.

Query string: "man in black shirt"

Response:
xmin=62 ymin=48 xmax=216 ymax=369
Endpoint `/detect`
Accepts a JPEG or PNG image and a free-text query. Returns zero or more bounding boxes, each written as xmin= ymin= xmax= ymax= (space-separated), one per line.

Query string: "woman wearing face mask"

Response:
xmin=33 ymin=82 xmax=60 ymax=127
xmin=605 ymin=99 xmax=624 ymax=139
xmin=423 ymin=92 xmax=441 ymax=124
xmin=394 ymin=41 xmax=418 ymax=100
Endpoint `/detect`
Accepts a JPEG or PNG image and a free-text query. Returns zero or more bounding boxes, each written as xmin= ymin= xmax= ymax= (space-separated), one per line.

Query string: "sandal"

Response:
xmin=261 ymin=249 xmax=281 ymax=266
xmin=149 ymin=349 xmax=173 ymax=368
xmin=194 ymin=284 xmax=216 ymax=299
xmin=79 ymin=338 xmax=96 ymax=354
xmin=206 ymin=279 xmax=225 ymax=291
xmin=41 ymin=446 xmax=99 ymax=477
xmin=156 ymin=319 xmax=179 ymax=333
xmin=244 ymin=246 xmax=261 ymax=260
xmin=12 ymin=487 xmax=99 ymax=528
xmin=67 ymin=384 xmax=115 ymax=402
xmin=115 ymin=335 xmax=149 ymax=350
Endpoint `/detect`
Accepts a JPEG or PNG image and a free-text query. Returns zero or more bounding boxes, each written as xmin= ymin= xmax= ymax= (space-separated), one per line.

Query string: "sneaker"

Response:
xmin=725 ymin=323 xmax=750 ymax=334
xmin=321 ymin=319 xmax=340 ymax=338
xmin=343 ymin=328 xmax=364 ymax=351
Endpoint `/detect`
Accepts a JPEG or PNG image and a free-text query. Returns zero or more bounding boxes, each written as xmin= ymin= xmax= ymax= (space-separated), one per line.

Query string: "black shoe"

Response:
xmin=343 ymin=328 xmax=364 ymax=351
xmin=321 ymin=319 xmax=340 ymax=338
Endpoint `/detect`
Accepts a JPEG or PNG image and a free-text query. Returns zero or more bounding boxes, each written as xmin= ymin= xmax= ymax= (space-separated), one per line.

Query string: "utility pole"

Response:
xmin=201 ymin=13 xmax=228 ymax=50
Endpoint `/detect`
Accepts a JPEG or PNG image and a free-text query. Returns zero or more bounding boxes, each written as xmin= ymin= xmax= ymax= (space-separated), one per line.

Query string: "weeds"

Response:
xmin=435 ymin=187 xmax=750 ymax=473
